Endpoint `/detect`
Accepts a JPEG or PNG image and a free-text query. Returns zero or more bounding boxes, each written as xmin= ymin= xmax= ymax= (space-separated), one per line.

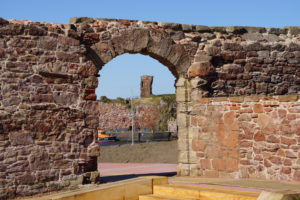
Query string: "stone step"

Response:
xmin=151 ymin=184 xmax=259 ymax=200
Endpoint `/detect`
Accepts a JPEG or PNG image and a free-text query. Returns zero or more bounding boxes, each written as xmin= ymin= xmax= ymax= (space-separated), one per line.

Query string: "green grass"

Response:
xmin=133 ymin=94 xmax=175 ymax=106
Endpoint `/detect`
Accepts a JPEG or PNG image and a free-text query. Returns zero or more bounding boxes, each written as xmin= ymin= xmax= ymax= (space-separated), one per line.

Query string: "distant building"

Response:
xmin=140 ymin=75 xmax=153 ymax=98
xmin=167 ymin=120 xmax=177 ymax=133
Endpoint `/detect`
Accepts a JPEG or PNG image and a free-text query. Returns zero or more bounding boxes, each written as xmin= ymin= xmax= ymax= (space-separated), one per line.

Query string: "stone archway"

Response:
xmin=89 ymin=28 xmax=191 ymax=78
xmin=81 ymin=23 xmax=193 ymax=175
xmin=3 ymin=16 xmax=300 ymax=198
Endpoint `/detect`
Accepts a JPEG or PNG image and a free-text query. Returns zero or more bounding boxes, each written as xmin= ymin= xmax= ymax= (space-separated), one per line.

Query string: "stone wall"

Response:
xmin=187 ymin=28 xmax=300 ymax=97
xmin=183 ymin=94 xmax=300 ymax=181
xmin=140 ymin=75 xmax=153 ymax=98
xmin=0 ymin=16 xmax=299 ymax=198
xmin=87 ymin=101 xmax=161 ymax=131
xmin=0 ymin=19 xmax=102 ymax=198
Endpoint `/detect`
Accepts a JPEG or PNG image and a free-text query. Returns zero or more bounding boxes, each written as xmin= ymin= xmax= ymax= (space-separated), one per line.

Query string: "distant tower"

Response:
xmin=140 ymin=76 xmax=153 ymax=98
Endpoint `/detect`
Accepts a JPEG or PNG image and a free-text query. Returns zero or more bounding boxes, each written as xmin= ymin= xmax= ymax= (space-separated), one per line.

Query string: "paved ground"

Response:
xmin=98 ymin=163 xmax=177 ymax=176
xmin=98 ymin=163 xmax=300 ymax=194
xmin=98 ymin=163 xmax=177 ymax=183
xmin=98 ymin=163 xmax=260 ymax=193
xmin=99 ymin=140 xmax=177 ymax=164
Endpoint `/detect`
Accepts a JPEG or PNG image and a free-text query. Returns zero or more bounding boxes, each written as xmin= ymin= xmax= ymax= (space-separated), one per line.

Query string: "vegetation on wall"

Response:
xmin=98 ymin=94 xmax=177 ymax=131
xmin=99 ymin=96 xmax=131 ymax=107
xmin=157 ymin=94 xmax=176 ymax=131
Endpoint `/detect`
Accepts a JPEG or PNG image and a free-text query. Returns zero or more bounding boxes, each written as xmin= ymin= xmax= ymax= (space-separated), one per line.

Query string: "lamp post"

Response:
xmin=130 ymin=97 xmax=134 ymax=145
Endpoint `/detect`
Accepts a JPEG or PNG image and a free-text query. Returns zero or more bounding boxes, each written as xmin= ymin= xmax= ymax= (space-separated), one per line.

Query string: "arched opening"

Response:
xmin=94 ymin=53 xmax=178 ymax=181
xmin=81 ymin=26 xmax=192 ymax=180
xmin=96 ymin=53 xmax=176 ymax=99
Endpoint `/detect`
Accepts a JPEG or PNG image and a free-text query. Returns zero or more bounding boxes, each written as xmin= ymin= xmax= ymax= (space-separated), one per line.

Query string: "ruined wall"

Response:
xmin=187 ymin=30 xmax=300 ymax=97
xmin=0 ymin=17 xmax=190 ymax=198
xmin=140 ymin=75 xmax=153 ymax=98
xmin=186 ymin=95 xmax=300 ymax=181
xmin=91 ymin=101 xmax=161 ymax=131
xmin=0 ymin=19 xmax=102 ymax=198
xmin=0 ymin=16 xmax=300 ymax=198
xmin=175 ymin=24 xmax=300 ymax=181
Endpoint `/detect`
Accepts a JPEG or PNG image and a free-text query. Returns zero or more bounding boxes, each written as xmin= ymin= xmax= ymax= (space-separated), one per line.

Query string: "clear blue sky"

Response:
xmin=1 ymin=0 xmax=299 ymax=98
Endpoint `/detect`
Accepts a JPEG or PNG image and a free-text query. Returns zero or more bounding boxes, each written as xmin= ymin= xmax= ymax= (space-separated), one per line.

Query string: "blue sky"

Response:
xmin=1 ymin=0 xmax=299 ymax=98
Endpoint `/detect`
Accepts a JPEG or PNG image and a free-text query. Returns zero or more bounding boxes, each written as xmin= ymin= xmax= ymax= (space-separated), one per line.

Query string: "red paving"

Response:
xmin=98 ymin=163 xmax=177 ymax=176
xmin=98 ymin=163 xmax=262 ymax=194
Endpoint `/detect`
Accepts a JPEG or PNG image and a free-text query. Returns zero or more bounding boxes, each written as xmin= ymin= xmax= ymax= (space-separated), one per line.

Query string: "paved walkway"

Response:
xmin=98 ymin=163 xmax=300 ymax=194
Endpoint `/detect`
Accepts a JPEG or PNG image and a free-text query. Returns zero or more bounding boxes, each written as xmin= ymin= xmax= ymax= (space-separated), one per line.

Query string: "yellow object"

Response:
xmin=98 ymin=133 xmax=109 ymax=138
xmin=23 ymin=176 xmax=167 ymax=200
xmin=139 ymin=184 xmax=259 ymax=200
xmin=98 ymin=130 xmax=109 ymax=138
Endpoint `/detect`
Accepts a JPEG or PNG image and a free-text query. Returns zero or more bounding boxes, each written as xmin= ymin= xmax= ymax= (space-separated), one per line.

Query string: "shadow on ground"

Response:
xmin=100 ymin=172 xmax=177 ymax=183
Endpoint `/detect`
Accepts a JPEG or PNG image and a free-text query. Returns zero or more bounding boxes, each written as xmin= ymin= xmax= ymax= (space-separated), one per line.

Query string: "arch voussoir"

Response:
xmin=89 ymin=25 xmax=191 ymax=79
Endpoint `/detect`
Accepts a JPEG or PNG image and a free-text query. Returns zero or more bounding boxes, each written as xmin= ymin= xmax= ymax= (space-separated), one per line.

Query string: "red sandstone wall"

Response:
xmin=189 ymin=94 xmax=300 ymax=181
xmin=1 ymin=16 xmax=300 ymax=199
xmin=0 ymin=20 xmax=101 ymax=198
xmin=86 ymin=101 xmax=160 ymax=131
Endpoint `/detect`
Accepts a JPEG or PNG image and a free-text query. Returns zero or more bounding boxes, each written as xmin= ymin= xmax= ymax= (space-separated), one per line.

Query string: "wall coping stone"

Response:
xmin=69 ymin=17 xmax=300 ymax=35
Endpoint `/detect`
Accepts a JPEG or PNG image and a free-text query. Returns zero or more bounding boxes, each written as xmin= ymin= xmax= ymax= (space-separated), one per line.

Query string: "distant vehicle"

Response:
xmin=97 ymin=130 xmax=117 ymax=143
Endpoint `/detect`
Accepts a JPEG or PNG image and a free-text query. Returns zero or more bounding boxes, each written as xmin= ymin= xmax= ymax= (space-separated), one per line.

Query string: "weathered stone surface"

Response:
xmin=209 ymin=26 xmax=226 ymax=33
xmin=17 ymin=174 xmax=35 ymax=185
xmin=58 ymin=35 xmax=80 ymax=47
xmin=268 ymin=28 xmax=287 ymax=35
xmin=29 ymin=151 xmax=50 ymax=170
xmin=69 ymin=17 xmax=94 ymax=24
xmin=242 ymin=33 xmax=264 ymax=41
xmin=0 ymin=18 xmax=9 ymax=26
xmin=83 ymin=33 xmax=99 ymax=44
xmin=182 ymin=24 xmax=193 ymax=32
xmin=9 ymin=132 xmax=33 ymax=146
xmin=56 ymin=51 xmax=79 ymax=63
xmin=26 ymin=24 xmax=47 ymax=36
xmin=1 ymin=17 xmax=300 ymax=199
xmin=84 ymin=93 xmax=96 ymax=100
xmin=244 ymin=27 xmax=266 ymax=33
xmin=0 ymin=23 xmax=24 ymax=35
xmin=87 ymin=143 xmax=100 ymax=157
xmin=140 ymin=75 xmax=153 ymax=97
xmin=84 ymin=76 xmax=98 ymax=89
xmin=285 ymin=26 xmax=300 ymax=35
xmin=263 ymin=34 xmax=281 ymax=42
xmin=100 ymin=31 xmax=111 ymax=40
xmin=195 ymin=25 xmax=210 ymax=32
xmin=38 ymin=37 xmax=57 ymax=50
xmin=226 ymin=26 xmax=247 ymax=34
xmin=78 ymin=61 xmax=98 ymax=77
xmin=158 ymin=22 xmax=182 ymax=30
xmin=188 ymin=62 xmax=215 ymax=78
xmin=222 ymin=64 xmax=243 ymax=74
